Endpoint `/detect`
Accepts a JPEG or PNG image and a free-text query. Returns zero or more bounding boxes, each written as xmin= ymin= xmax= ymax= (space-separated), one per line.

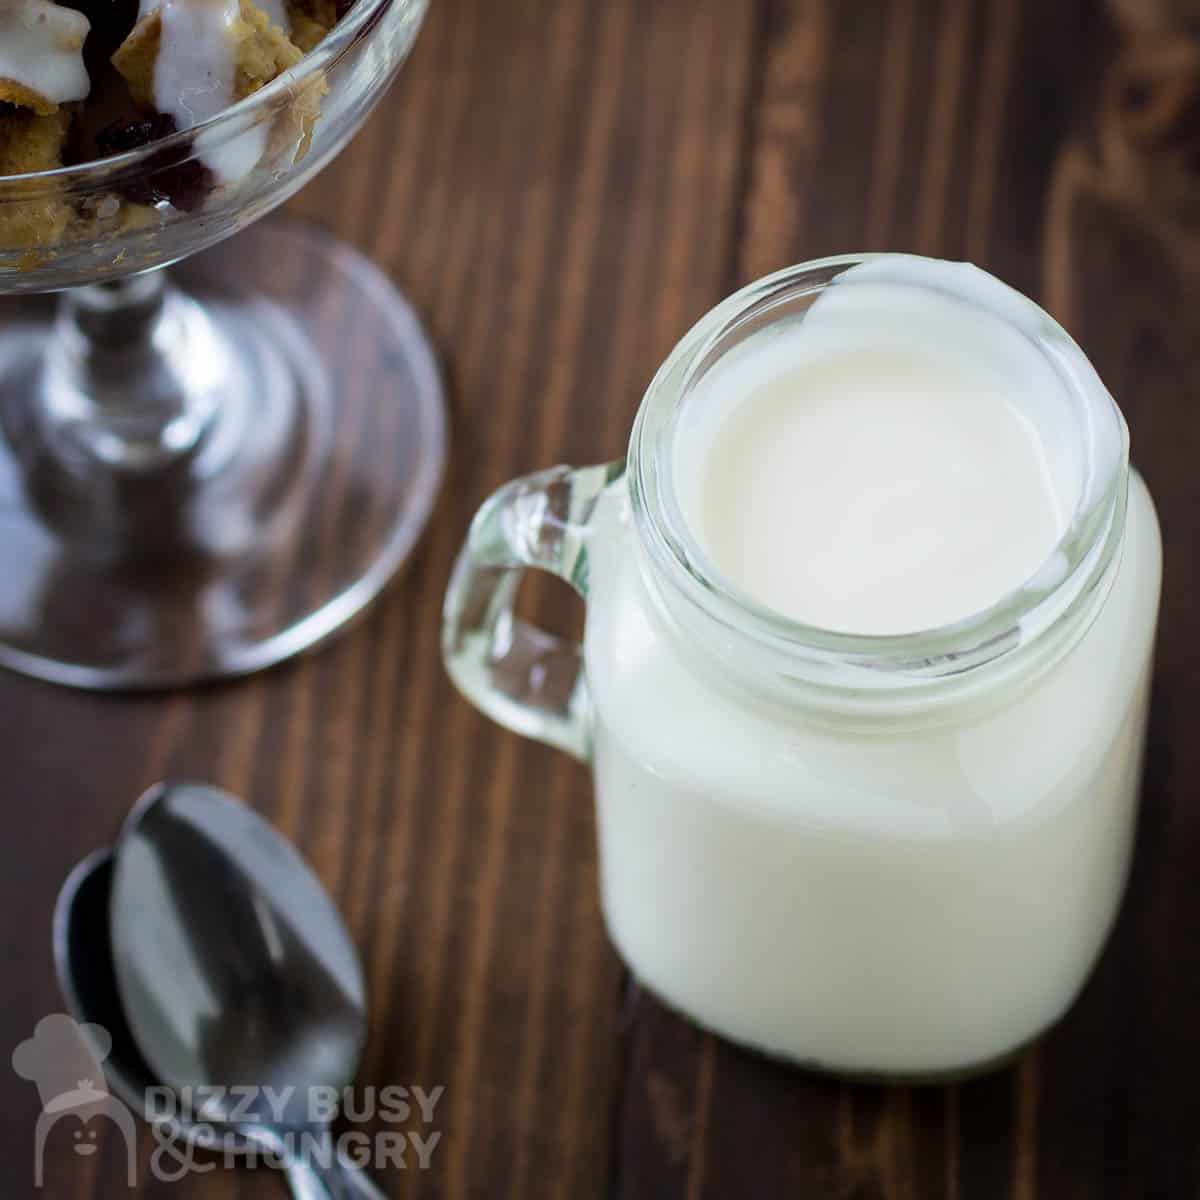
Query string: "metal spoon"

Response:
xmin=108 ymin=781 xmax=383 ymax=1199
xmin=53 ymin=847 xmax=371 ymax=1196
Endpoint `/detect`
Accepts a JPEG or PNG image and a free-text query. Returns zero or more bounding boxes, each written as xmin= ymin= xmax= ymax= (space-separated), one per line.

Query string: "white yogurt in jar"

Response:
xmin=675 ymin=287 xmax=1069 ymax=634
xmin=581 ymin=257 xmax=1161 ymax=1076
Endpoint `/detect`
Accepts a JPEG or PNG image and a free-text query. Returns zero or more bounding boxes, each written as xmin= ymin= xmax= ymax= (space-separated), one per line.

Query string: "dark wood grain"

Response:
xmin=3 ymin=0 xmax=1200 ymax=1196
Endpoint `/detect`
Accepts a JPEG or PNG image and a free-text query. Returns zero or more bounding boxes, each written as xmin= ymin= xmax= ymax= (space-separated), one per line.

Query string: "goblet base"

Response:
xmin=0 ymin=222 xmax=446 ymax=689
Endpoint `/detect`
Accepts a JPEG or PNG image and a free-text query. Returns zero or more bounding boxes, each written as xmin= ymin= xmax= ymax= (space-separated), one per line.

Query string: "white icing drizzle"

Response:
xmin=141 ymin=0 xmax=287 ymax=30
xmin=0 ymin=0 xmax=91 ymax=107
xmin=150 ymin=0 xmax=273 ymax=183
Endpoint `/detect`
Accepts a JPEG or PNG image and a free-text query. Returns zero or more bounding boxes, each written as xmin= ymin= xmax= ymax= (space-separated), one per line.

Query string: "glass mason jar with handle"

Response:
xmin=442 ymin=255 xmax=1162 ymax=1081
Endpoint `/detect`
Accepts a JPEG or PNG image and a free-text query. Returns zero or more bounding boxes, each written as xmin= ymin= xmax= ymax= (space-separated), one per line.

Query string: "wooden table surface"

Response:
xmin=5 ymin=0 xmax=1200 ymax=1195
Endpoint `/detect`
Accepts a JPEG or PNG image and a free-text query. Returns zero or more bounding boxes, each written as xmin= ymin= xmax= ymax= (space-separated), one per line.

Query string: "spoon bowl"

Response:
xmin=110 ymin=781 xmax=366 ymax=1131
xmin=107 ymin=781 xmax=383 ymax=1197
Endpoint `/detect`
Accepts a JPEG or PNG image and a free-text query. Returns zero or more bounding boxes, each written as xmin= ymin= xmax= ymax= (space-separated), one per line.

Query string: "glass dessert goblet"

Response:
xmin=0 ymin=0 xmax=445 ymax=688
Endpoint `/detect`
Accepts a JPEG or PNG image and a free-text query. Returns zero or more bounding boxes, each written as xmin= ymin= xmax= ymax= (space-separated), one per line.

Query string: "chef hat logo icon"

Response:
xmin=12 ymin=1014 xmax=137 ymax=1187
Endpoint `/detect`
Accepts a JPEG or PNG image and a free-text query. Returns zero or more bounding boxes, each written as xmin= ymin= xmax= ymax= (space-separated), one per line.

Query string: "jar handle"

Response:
xmin=441 ymin=461 xmax=624 ymax=763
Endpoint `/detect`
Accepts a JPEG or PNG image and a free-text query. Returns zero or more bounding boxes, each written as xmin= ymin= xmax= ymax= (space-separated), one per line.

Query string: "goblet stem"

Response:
xmin=0 ymin=222 xmax=444 ymax=687
xmin=41 ymin=269 xmax=226 ymax=472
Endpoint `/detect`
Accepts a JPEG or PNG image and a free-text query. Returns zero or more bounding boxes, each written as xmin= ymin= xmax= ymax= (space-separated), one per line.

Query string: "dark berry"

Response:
xmin=95 ymin=114 xmax=214 ymax=212
xmin=95 ymin=113 xmax=177 ymax=154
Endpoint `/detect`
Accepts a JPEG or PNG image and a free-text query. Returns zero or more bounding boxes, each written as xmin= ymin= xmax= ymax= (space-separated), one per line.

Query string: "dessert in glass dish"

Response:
xmin=0 ymin=0 xmax=445 ymax=687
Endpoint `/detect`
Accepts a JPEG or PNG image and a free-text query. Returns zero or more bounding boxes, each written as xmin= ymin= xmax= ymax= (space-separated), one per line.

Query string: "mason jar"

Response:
xmin=442 ymin=255 xmax=1162 ymax=1080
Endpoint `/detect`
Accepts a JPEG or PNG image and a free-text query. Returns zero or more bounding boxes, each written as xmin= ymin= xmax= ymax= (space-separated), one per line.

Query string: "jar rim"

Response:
xmin=628 ymin=253 xmax=1130 ymax=694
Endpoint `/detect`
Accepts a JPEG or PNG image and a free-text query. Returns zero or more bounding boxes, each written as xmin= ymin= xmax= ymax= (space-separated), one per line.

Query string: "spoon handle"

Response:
xmin=284 ymin=1150 xmax=388 ymax=1200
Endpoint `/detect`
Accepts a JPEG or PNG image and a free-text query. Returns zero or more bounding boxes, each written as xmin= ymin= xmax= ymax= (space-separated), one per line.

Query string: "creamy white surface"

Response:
xmin=0 ymin=0 xmax=91 ymax=106
xmin=675 ymin=277 xmax=1069 ymax=635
